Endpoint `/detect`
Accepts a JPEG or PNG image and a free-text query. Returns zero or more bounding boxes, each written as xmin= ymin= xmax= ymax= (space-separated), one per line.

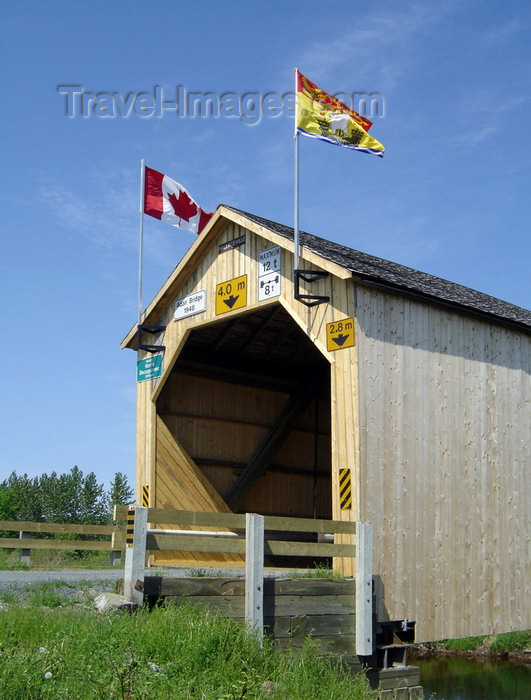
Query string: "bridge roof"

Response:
xmin=226 ymin=205 xmax=531 ymax=332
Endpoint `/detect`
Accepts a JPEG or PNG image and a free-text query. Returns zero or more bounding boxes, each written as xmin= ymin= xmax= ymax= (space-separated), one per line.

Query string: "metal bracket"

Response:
xmin=137 ymin=324 xmax=166 ymax=353
xmin=294 ymin=269 xmax=330 ymax=307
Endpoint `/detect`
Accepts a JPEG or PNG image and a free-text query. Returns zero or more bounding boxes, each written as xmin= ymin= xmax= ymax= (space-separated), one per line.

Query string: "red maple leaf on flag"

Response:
xmin=168 ymin=190 xmax=198 ymax=222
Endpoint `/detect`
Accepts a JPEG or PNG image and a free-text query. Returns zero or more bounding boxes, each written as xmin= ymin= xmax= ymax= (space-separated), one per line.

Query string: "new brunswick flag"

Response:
xmin=296 ymin=71 xmax=384 ymax=157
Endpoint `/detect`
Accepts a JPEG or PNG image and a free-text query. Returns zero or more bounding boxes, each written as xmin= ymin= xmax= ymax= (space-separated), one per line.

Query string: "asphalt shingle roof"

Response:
xmin=226 ymin=206 xmax=531 ymax=332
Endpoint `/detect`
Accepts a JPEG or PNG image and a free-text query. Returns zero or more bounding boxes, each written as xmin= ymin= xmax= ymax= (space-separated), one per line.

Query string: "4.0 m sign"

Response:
xmin=215 ymin=275 xmax=247 ymax=315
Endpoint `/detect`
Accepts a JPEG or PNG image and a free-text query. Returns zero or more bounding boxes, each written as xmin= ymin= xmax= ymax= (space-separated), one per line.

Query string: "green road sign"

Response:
xmin=137 ymin=353 xmax=163 ymax=382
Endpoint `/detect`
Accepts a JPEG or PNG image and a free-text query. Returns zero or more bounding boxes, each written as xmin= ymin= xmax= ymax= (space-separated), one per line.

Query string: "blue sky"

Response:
xmin=1 ymin=0 xmax=530 ymax=492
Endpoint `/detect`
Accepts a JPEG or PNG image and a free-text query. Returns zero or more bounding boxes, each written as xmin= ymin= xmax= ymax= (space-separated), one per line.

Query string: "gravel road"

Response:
xmin=0 ymin=569 xmax=125 ymax=592
xmin=0 ymin=567 xmax=245 ymax=595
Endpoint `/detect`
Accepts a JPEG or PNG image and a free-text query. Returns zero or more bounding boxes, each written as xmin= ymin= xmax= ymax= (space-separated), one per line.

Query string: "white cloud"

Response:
xmin=38 ymin=167 xmax=138 ymax=251
xmin=451 ymin=92 xmax=530 ymax=151
xmin=478 ymin=18 xmax=525 ymax=49
xmin=294 ymin=2 xmax=456 ymax=92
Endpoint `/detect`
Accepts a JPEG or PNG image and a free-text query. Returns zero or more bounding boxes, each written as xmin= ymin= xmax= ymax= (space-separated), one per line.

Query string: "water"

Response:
xmin=411 ymin=655 xmax=531 ymax=700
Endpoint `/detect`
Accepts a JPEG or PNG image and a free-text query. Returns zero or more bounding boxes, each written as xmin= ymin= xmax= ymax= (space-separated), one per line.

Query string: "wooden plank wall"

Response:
xmin=327 ymin=275 xmax=360 ymax=578
xmin=157 ymin=373 xmax=332 ymax=519
xmin=153 ymin=415 xmax=243 ymax=566
xmin=135 ymin=374 xmax=155 ymax=502
xmin=355 ymin=285 xmax=531 ymax=642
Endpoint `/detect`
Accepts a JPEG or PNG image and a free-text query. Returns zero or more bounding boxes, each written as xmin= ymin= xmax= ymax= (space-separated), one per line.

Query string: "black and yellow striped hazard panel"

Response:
xmin=142 ymin=484 xmax=149 ymax=508
xmin=126 ymin=507 xmax=135 ymax=546
xmin=339 ymin=468 xmax=352 ymax=510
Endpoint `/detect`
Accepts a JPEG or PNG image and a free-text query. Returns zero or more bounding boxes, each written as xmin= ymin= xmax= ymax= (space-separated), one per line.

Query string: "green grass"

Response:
xmin=22 ymin=582 xmax=79 ymax=609
xmin=444 ymin=636 xmax=485 ymax=652
xmin=0 ymin=590 xmax=18 ymax=604
xmin=287 ymin=562 xmax=344 ymax=579
xmin=0 ymin=547 xmax=121 ymax=570
xmin=489 ymin=630 xmax=531 ymax=654
xmin=0 ymin=547 xmax=29 ymax=570
xmin=1 ymin=582 xmax=100 ymax=608
xmin=432 ymin=630 xmax=531 ymax=657
xmin=0 ymin=590 xmax=376 ymax=699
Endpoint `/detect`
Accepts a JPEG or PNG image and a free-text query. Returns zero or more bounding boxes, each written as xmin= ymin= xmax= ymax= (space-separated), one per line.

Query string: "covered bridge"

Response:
xmin=122 ymin=205 xmax=531 ymax=642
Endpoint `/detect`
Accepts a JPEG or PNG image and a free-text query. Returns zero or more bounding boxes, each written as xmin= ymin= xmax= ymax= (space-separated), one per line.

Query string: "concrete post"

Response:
xmin=19 ymin=531 xmax=31 ymax=566
xmin=245 ymin=513 xmax=264 ymax=645
xmin=356 ymin=521 xmax=373 ymax=656
xmin=124 ymin=506 xmax=148 ymax=605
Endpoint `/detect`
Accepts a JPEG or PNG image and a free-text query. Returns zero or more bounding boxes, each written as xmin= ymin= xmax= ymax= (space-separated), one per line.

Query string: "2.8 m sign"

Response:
xmin=326 ymin=317 xmax=355 ymax=351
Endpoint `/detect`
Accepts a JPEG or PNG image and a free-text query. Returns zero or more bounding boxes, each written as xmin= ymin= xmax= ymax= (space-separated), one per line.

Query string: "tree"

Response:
xmin=0 ymin=485 xmax=19 ymax=538
xmin=1 ymin=468 xmax=133 ymax=526
xmin=0 ymin=485 xmax=18 ymax=521
xmin=80 ymin=471 xmax=107 ymax=524
xmin=40 ymin=468 xmax=83 ymax=523
xmin=108 ymin=472 xmax=134 ymax=511
xmin=1 ymin=472 xmax=43 ymax=521
xmin=39 ymin=467 xmax=109 ymax=524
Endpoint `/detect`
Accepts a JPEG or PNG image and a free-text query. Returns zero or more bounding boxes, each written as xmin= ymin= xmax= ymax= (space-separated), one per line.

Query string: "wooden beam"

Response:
xmin=113 ymin=506 xmax=357 ymax=535
xmin=146 ymin=532 xmax=246 ymax=554
xmin=174 ymin=358 xmax=299 ymax=394
xmin=262 ymin=514 xmax=356 ymax=535
xmin=141 ymin=533 xmax=355 ymax=558
xmin=238 ymin=306 xmax=282 ymax=355
xmin=212 ymin=317 xmax=242 ymax=352
xmin=226 ymin=381 xmax=319 ymax=511
xmin=0 ymin=537 xmax=114 ymax=551
xmin=194 ymin=457 xmax=330 ymax=480
xmin=259 ymin=322 xmax=296 ymax=360
xmin=156 ymin=416 xmax=233 ymax=514
xmin=0 ymin=520 xmax=120 ymax=536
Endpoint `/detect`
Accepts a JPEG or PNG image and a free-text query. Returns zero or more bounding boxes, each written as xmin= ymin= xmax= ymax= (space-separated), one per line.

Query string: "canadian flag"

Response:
xmin=143 ymin=166 xmax=213 ymax=234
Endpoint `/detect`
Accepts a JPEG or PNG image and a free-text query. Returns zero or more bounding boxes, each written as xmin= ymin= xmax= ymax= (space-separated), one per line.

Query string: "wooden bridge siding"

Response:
xmin=136 ymin=222 xmax=346 ymax=564
xmin=153 ymin=415 xmax=244 ymax=566
xmin=137 ymin=220 xmax=282 ymax=498
xmin=137 ymin=222 xmax=250 ymax=566
xmin=135 ymin=375 xmax=155 ymax=506
xmin=136 ymin=221 xmax=235 ymax=512
xmin=327 ymin=277 xmax=361 ymax=578
xmin=355 ymin=284 xmax=531 ymax=642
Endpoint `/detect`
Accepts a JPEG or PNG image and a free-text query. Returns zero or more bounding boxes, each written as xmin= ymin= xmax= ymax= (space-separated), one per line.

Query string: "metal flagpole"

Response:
xmin=136 ymin=161 xmax=167 ymax=354
xmin=138 ymin=158 xmax=145 ymax=325
xmin=293 ymin=67 xmax=300 ymax=271
xmin=292 ymin=69 xmax=330 ymax=307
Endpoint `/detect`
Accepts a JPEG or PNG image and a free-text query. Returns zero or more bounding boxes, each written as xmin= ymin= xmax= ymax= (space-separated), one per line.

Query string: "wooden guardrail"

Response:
xmin=0 ymin=520 xmax=126 ymax=566
xmin=114 ymin=506 xmax=373 ymax=656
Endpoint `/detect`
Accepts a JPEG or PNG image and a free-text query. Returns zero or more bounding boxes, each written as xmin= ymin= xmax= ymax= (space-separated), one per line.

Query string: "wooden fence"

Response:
xmin=114 ymin=505 xmax=373 ymax=656
xmin=0 ymin=520 xmax=125 ymax=566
